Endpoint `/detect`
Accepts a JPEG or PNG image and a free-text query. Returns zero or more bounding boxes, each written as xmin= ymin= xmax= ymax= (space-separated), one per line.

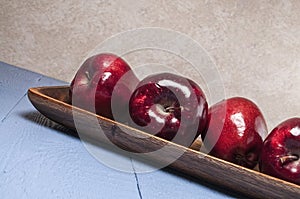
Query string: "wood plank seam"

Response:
xmin=131 ymin=158 xmax=143 ymax=199
xmin=0 ymin=74 xmax=44 ymax=124
xmin=1 ymin=93 xmax=27 ymax=123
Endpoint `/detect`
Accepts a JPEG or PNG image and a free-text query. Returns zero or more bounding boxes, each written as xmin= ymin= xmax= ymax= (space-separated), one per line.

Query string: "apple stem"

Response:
xmin=85 ymin=71 xmax=91 ymax=80
xmin=164 ymin=106 xmax=182 ymax=113
xmin=280 ymin=155 xmax=299 ymax=165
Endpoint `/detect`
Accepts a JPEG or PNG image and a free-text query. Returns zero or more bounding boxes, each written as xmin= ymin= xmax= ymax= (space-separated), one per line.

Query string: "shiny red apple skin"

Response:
xmin=69 ymin=53 xmax=138 ymax=120
xmin=259 ymin=118 xmax=300 ymax=185
xmin=201 ymin=97 xmax=267 ymax=169
xmin=129 ymin=72 xmax=208 ymax=147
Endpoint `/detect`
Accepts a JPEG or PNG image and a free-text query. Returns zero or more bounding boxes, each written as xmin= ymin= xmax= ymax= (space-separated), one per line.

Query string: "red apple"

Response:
xmin=69 ymin=53 xmax=139 ymax=121
xmin=201 ymin=97 xmax=268 ymax=169
xmin=129 ymin=72 xmax=208 ymax=147
xmin=260 ymin=118 xmax=300 ymax=185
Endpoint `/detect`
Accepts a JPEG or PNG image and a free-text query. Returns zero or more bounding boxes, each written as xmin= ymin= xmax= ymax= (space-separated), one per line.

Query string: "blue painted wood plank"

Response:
xmin=0 ymin=92 xmax=140 ymax=199
xmin=0 ymin=61 xmax=67 ymax=122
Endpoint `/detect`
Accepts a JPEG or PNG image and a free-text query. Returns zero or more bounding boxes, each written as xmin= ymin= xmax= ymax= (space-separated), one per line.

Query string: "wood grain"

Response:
xmin=28 ymin=86 xmax=300 ymax=199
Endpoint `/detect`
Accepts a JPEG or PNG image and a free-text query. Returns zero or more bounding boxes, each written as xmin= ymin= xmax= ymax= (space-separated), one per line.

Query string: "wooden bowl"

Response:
xmin=27 ymin=86 xmax=300 ymax=198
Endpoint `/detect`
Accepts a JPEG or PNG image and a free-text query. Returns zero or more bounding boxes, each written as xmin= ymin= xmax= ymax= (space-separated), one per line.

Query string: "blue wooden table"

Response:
xmin=0 ymin=61 xmax=247 ymax=199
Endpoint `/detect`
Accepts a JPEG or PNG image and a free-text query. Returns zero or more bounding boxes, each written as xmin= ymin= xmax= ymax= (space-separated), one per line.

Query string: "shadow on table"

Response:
xmin=21 ymin=110 xmax=251 ymax=199
xmin=21 ymin=110 xmax=79 ymax=138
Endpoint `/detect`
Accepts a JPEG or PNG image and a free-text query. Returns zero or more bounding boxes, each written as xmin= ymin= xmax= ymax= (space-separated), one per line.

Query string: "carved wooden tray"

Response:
xmin=27 ymin=86 xmax=300 ymax=198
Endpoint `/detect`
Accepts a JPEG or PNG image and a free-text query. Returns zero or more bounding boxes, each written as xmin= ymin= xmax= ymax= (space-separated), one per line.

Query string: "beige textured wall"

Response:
xmin=1 ymin=0 xmax=300 ymax=131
